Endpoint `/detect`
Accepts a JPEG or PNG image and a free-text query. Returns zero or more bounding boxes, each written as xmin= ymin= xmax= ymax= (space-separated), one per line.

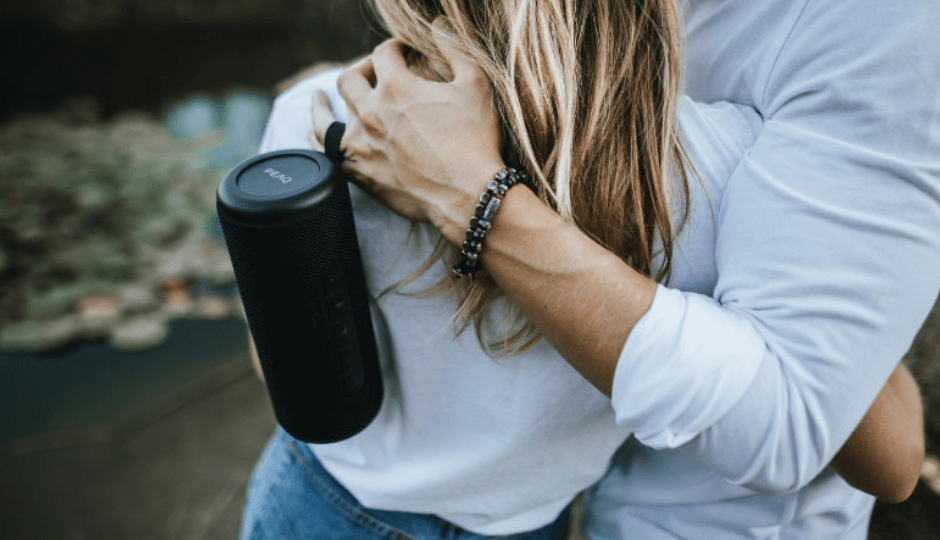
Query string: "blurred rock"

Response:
xmin=118 ymin=284 xmax=161 ymax=314
xmin=109 ymin=314 xmax=170 ymax=351
xmin=161 ymin=277 xmax=193 ymax=315
xmin=0 ymin=316 xmax=84 ymax=352
xmin=0 ymin=103 xmax=236 ymax=351
xmin=193 ymin=295 xmax=232 ymax=320
xmin=24 ymin=280 xmax=111 ymax=321
xmin=76 ymin=294 xmax=122 ymax=334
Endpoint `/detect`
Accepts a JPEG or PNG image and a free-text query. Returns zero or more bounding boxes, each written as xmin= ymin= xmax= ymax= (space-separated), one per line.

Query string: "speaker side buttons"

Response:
xmin=329 ymin=298 xmax=348 ymax=320
xmin=322 ymin=260 xmax=366 ymax=395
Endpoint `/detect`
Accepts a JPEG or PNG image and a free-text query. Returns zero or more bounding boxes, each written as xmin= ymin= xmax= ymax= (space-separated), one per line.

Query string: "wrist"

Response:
xmin=450 ymin=167 xmax=528 ymax=278
xmin=433 ymin=161 xmax=507 ymax=245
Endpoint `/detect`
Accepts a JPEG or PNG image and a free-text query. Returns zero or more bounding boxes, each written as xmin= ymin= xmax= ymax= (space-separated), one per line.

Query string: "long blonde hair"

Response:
xmin=371 ymin=0 xmax=691 ymax=355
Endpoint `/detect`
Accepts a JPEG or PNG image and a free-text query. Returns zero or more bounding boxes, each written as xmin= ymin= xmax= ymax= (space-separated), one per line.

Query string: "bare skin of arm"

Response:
xmin=324 ymin=41 xmax=652 ymax=396
xmin=301 ymin=38 xmax=924 ymax=502
xmin=831 ymin=363 xmax=924 ymax=503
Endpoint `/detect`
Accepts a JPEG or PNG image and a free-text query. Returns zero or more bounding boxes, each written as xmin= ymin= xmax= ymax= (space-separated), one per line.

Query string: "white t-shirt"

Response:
xmin=583 ymin=0 xmax=940 ymax=538
xmin=257 ymin=73 xmax=761 ymax=533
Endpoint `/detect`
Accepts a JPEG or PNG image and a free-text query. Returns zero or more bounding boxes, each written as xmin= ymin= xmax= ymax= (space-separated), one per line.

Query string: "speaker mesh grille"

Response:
xmin=217 ymin=184 xmax=382 ymax=443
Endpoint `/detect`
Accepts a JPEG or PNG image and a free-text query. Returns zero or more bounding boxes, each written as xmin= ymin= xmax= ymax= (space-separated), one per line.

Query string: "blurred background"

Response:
xmin=0 ymin=0 xmax=938 ymax=538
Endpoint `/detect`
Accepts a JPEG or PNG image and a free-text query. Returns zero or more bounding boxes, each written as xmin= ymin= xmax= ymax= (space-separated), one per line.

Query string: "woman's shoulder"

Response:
xmin=259 ymin=68 xmax=348 ymax=154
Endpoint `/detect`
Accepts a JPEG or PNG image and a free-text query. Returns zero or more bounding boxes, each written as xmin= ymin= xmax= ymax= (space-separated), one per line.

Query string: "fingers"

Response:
xmin=337 ymin=56 xmax=375 ymax=111
xmin=370 ymin=39 xmax=412 ymax=83
xmin=310 ymin=89 xmax=336 ymax=150
xmin=307 ymin=131 xmax=324 ymax=153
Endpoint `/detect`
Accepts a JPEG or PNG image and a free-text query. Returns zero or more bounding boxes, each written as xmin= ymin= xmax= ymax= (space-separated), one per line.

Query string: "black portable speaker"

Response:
xmin=216 ymin=149 xmax=383 ymax=443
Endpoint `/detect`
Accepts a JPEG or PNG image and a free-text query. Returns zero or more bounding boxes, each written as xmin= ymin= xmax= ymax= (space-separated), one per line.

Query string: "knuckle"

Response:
xmin=378 ymin=75 xmax=400 ymax=99
xmin=359 ymin=111 xmax=385 ymax=136
xmin=337 ymin=70 xmax=351 ymax=92
xmin=336 ymin=68 xmax=357 ymax=96
xmin=373 ymin=39 xmax=394 ymax=57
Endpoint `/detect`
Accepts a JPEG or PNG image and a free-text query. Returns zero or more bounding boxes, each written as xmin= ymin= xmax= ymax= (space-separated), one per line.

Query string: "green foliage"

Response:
xmin=0 ymin=104 xmax=221 ymax=329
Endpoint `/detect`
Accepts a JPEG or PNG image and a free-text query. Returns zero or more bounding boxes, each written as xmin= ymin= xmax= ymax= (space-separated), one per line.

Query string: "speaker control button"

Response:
xmin=321 ymin=258 xmax=367 ymax=396
xmin=329 ymin=299 xmax=347 ymax=319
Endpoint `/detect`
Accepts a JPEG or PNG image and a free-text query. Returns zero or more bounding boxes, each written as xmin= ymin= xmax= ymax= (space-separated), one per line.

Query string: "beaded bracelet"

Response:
xmin=452 ymin=167 xmax=527 ymax=279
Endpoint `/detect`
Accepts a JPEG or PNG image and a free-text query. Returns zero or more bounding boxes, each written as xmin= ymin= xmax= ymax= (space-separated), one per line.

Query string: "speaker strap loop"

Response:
xmin=325 ymin=122 xmax=346 ymax=162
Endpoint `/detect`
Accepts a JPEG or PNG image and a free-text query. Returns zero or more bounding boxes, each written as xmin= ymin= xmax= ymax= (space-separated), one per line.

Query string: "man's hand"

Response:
xmin=309 ymin=32 xmax=506 ymax=241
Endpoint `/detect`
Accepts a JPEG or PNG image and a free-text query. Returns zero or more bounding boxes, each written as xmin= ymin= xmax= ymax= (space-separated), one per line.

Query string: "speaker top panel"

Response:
xmin=217 ymin=149 xmax=344 ymax=224
xmin=237 ymin=153 xmax=322 ymax=196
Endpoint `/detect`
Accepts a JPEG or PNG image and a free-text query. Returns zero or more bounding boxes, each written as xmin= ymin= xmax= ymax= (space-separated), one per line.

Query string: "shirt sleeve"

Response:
xmin=258 ymin=68 xmax=347 ymax=154
xmin=611 ymin=0 xmax=940 ymax=493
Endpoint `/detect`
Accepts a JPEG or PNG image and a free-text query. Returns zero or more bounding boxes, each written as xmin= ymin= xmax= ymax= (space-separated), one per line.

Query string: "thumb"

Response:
xmin=310 ymin=89 xmax=338 ymax=149
xmin=430 ymin=18 xmax=482 ymax=84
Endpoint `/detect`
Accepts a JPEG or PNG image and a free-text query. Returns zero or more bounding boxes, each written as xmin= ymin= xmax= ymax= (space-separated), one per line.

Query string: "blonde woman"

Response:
xmin=241 ymin=0 xmax=938 ymax=538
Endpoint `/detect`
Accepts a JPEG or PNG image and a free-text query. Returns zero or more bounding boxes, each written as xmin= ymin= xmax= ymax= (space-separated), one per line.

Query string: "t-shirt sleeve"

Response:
xmin=611 ymin=0 xmax=940 ymax=493
xmin=258 ymin=68 xmax=347 ymax=154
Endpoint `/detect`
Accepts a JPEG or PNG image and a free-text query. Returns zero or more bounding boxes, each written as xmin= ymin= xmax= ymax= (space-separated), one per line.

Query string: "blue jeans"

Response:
xmin=240 ymin=428 xmax=572 ymax=540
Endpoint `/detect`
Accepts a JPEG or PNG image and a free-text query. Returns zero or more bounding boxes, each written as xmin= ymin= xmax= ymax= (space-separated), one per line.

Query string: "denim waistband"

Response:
xmin=273 ymin=427 xmax=570 ymax=540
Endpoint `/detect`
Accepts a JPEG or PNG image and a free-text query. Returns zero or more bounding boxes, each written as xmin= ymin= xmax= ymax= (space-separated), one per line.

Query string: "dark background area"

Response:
xmin=0 ymin=0 xmax=382 ymax=121
xmin=0 ymin=18 xmax=298 ymax=120
xmin=0 ymin=0 xmax=938 ymax=538
xmin=0 ymin=2 xmax=383 ymax=538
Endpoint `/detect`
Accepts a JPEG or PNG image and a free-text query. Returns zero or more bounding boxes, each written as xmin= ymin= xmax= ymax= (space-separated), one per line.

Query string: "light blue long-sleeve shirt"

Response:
xmin=584 ymin=1 xmax=940 ymax=538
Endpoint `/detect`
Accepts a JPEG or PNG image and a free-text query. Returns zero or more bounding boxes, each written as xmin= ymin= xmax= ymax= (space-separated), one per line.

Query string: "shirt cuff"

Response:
xmin=610 ymin=284 xmax=765 ymax=448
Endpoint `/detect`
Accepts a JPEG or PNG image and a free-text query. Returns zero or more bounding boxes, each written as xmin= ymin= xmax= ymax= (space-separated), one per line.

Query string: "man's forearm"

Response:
xmin=831 ymin=363 xmax=923 ymax=502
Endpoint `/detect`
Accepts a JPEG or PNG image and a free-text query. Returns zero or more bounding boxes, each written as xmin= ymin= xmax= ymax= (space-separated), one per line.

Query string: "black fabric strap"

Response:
xmin=324 ymin=121 xmax=346 ymax=162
